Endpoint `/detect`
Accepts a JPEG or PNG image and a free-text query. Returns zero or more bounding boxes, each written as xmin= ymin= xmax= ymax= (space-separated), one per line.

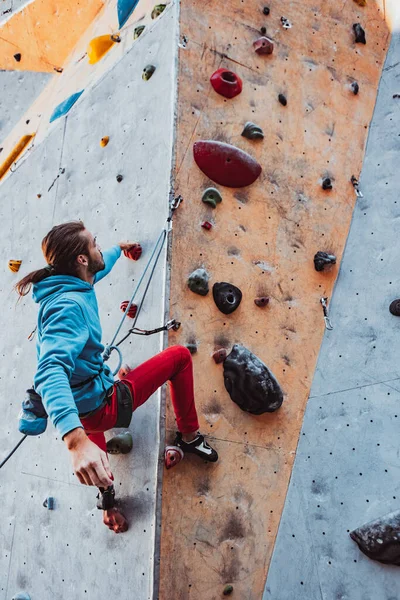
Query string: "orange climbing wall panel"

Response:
xmin=160 ymin=1 xmax=389 ymax=598
xmin=0 ymin=0 xmax=104 ymax=73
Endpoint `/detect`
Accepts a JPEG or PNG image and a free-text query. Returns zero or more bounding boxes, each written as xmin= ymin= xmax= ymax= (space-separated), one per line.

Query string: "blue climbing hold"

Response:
xmin=49 ymin=91 xmax=84 ymax=123
xmin=117 ymin=0 xmax=140 ymax=28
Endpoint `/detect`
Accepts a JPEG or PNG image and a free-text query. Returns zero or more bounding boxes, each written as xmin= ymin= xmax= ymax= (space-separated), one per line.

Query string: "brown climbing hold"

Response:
xmin=201 ymin=221 xmax=213 ymax=230
xmin=353 ymin=23 xmax=366 ymax=44
xmin=253 ymin=36 xmax=274 ymax=55
xmin=100 ymin=136 xmax=109 ymax=147
xmin=213 ymin=349 xmax=227 ymax=364
xmin=223 ymin=585 xmax=234 ymax=596
xmin=13 ymin=53 xmax=21 ymax=62
xmin=116 ymin=174 xmax=123 ymax=182
xmin=8 ymin=260 xmax=22 ymax=273
xmin=278 ymin=93 xmax=287 ymax=106
xmin=37 ymin=193 xmax=42 ymax=198
xmin=254 ymin=296 xmax=269 ymax=308
xmin=353 ymin=0 xmax=366 ymax=6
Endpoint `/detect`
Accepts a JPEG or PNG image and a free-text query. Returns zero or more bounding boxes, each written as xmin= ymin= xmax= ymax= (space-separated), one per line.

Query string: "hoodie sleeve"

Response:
xmin=93 ymin=245 xmax=122 ymax=284
xmin=34 ymin=299 xmax=90 ymax=439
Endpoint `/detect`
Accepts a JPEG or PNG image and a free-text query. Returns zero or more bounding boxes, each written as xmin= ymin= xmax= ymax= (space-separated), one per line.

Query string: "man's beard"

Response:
xmin=88 ymin=252 xmax=105 ymax=275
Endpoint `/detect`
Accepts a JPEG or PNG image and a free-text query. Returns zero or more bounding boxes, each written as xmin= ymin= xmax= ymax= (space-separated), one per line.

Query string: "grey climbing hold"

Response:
xmin=353 ymin=23 xmax=366 ymax=44
xmin=13 ymin=53 xmax=21 ymax=62
xmin=281 ymin=16 xmax=292 ymax=29
xmin=43 ymin=496 xmax=55 ymax=509
xmin=223 ymin=584 xmax=234 ymax=596
xmin=241 ymin=122 xmax=264 ymax=140
xmin=322 ymin=177 xmax=333 ymax=190
xmin=350 ymin=510 xmax=400 ymax=565
xmin=151 ymin=3 xmax=166 ymax=19
xmin=263 ymin=6 xmax=270 ymax=15
xmin=278 ymin=93 xmax=287 ymax=106
xmin=106 ymin=432 xmax=133 ymax=454
xmin=350 ymin=81 xmax=359 ymax=95
xmin=186 ymin=341 xmax=198 ymax=354
xmin=12 ymin=594 xmax=31 ymax=600
xmin=188 ymin=268 xmax=209 ymax=296
xmin=202 ymin=187 xmax=222 ymax=208
xmin=116 ymin=174 xmax=123 ymax=182
xmin=223 ymin=344 xmax=284 ymax=414
xmin=213 ymin=282 xmax=242 ymax=315
xmin=314 ymin=251 xmax=336 ymax=272
xmin=142 ymin=65 xmax=156 ymax=81
xmin=134 ymin=25 xmax=145 ymax=39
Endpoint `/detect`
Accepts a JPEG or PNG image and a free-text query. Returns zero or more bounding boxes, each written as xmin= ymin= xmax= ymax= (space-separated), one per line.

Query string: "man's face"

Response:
xmin=85 ymin=230 xmax=105 ymax=274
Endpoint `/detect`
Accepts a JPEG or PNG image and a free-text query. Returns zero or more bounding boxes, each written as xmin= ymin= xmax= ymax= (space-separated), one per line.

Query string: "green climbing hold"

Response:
xmin=151 ymin=3 xmax=166 ymax=19
xmin=223 ymin=585 xmax=234 ymax=596
xmin=202 ymin=187 xmax=222 ymax=208
xmin=134 ymin=25 xmax=145 ymax=39
xmin=142 ymin=64 xmax=156 ymax=81
xmin=106 ymin=432 xmax=133 ymax=454
xmin=241 ymin=121 xmax=264 ymax=140
xmin=188 ymin=268 xmax=209 ymax=296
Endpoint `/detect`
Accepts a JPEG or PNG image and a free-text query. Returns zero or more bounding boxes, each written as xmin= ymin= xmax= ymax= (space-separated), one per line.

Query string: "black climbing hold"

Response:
xmin=188 ymin=268 xmax=209 ymax=296
xmin=134 ymin=25 xmax=145 ymax=39
xmin=278 ymin=93 xmax=287 ymax=106
xmin=350 ymin=81 xmax=359 ymax=95
xmin=241 ymin=121 xmax=264 ymax=140
xmin=54 ymin=67 xmax=63 ymax=73
xmin=389 ymin=299 xmax=400 ymax=316
xmin=202 ymin=187 xmax=222 ymax=208
xmin=106 ymin=432 xmax=133 ymax=454
xmin=350 ymin=510 xmax=400 ymax=565
xmin=322 ymin=177 xmax=333 ymax=190
xmin=314 ymin=251 xmax=336 ymax=272
xmin=353 ymin=23 xmax=366 ymax=44
xmin=260 ymin=26 xmax=267 ymax=35
xmin=116 ymin=174 xmax=123 ymax=182
xmin=223 ymin=344 xmax=283 ymax=414
xmin=223 ymin=585 xmax=234 ymax=596
xmin=186 ymin=342 xmax=198 ymax=354
xmin=263 ymin=6 xmax=270 ymax=15
xmin=13 ymin=53 xmax=21 ymax=62
xmin=213 ymin=282 xmax=242 ymax=315
xmin=142 ymin=64 xmax=156 ymax=81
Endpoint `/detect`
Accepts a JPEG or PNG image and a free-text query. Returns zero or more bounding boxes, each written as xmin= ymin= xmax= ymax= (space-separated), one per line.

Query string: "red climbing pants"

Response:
xmin=80 ymin=345 xmax=200 ymax=453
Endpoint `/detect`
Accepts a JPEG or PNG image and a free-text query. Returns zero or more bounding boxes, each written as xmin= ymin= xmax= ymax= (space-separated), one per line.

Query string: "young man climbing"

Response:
xmin=15 ymin=221 xmax=218 ymax=534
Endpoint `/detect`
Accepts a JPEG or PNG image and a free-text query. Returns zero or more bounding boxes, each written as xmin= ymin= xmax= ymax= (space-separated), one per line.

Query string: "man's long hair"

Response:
xmin=15 ymin=221 xmax=90 ymax=297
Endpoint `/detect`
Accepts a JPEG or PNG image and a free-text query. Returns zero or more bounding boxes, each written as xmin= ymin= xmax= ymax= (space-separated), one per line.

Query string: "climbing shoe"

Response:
xmin=174 ymin=432 xmax=218 ymax=462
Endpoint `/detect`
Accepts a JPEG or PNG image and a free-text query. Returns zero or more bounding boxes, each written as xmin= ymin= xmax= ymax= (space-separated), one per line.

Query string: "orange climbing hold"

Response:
xmin=100 ymin=136 xmax=109 ymax=147
xmin=0 ymin=134 xmax=34 ymax=181
xmin=87 ymin=35 xmax=120 ymax=65
xmin=8 ymin=260 xmax=22 ymax=273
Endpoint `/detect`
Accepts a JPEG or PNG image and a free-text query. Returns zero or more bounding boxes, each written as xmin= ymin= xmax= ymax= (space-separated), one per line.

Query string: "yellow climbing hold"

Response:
xmin=100 ymin=136 xmax=109 ymax=147
xmin=88 ymin=35 xmax=119 ymax=65
xmin=151 ymin=4 xmax=166 ymax=19
xmin=0 ymin=134 xmax=34 ymax=181
xmin=8 ymin=260 xmax=22 ymax=273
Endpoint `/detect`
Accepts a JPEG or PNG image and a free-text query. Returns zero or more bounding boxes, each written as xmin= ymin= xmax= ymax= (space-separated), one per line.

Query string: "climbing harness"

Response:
xmin=320 ymin=297 xmax=333 ymax=330
xmin=0 ymin=196 xmax=182 ymax=469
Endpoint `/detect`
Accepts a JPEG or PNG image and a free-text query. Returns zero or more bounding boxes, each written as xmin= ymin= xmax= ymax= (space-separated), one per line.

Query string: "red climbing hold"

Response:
xmin=193 ymin=141 xmax=262 ymax=188
xmin=123 ymin=243 xmax=142 ymax=261
xmin=213 ymin=348 xmax=228 ymax=364
xmin=253 ymin=36 xmax=274 ymax=55
xmin=120 ymin=301 xmax=138 ymax=319
xmin=201 ymin=221 xmax=213 ymax=230
xmin=164 ymin=445 xmax=184 ymax=469
xmin=210 ymin=68 xmax=243 ymax=99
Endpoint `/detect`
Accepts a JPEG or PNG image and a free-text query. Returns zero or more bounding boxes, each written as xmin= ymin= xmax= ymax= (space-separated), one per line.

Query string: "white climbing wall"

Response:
xmin=0 ymin=2 xmax=178 ymax=599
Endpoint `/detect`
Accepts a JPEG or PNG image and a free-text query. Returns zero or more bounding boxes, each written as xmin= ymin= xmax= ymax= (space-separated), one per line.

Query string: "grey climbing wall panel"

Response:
xmin=264 ymin=31 xmax=400 ymax=600
xmin=0 ymin=71 xmax=51 ymax=142
xmin=0 ymin=4 xmax=178 ymax=599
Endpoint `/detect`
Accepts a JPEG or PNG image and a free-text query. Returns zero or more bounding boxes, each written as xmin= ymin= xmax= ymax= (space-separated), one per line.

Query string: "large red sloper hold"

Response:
xmin=193 ymin=140 xmax=262 ymax=188
xmin=210 ymin=68 xmax=243 ymax=99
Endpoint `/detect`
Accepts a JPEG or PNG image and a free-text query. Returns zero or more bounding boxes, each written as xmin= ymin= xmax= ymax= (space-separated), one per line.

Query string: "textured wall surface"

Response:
xmin=159 ymin=1 xmax=390 ymax=598
xmin=0 ymin=2 xmax=177 ymax=599
xmin=265 ymin=31 xmax=400 ymax=600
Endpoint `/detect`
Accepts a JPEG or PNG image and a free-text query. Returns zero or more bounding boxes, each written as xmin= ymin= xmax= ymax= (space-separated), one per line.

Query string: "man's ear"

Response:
xmin=76 ymin=254 xmax=89 ymax=267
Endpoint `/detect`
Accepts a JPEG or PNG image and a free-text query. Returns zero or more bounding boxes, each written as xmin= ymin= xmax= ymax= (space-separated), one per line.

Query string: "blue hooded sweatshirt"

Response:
xmin=32 ymin=246 xmax=122 ymax=439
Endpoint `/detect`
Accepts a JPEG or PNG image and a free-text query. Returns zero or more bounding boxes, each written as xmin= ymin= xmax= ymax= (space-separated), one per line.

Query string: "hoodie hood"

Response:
xmin=32 ymin=275 xmax=93 ymax=305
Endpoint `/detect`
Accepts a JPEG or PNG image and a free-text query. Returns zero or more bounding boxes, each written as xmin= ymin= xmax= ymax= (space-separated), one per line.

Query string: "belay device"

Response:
xmin=0 ymin=196 xmax=182 ymax=470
